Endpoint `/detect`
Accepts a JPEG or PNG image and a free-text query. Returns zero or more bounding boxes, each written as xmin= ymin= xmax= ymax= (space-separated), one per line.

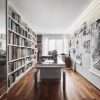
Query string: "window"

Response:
xmin=56 ymin=39 xmax=63 ymax=54
xmin=48 ymin=39 xmax=55 ymax=51
xmin=42 ymin=36 xmax=64 ymax=55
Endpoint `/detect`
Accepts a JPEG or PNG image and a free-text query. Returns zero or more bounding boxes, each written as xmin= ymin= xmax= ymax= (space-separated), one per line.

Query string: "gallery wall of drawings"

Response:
xmin=68 ymin=20 xmax=100 ymax=75
xmin=66 ymin=0 xmax=100 ymax=89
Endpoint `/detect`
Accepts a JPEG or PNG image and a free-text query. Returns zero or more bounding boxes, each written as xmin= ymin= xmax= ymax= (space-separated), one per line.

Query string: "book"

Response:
xmin=12 ymin=12 xmax=20 ymax=23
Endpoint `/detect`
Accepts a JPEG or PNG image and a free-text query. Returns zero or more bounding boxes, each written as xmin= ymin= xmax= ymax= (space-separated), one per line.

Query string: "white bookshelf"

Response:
xmin=7 ymin=4 xmax=37 ymax=91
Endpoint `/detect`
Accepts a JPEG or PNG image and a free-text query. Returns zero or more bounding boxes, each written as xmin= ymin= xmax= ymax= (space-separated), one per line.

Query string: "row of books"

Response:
xmin=8 ymin=46 xmax=21 ymax=61
xmin=8 ymin=46 xmax=35 ymax=61
xmin=20 ymin=27 xmax=28 ymax=38
xmin=26 ymin=62 xmax=33 ymax=70
xmin=8 ymin=31 xmax=20 ymax=45
xmin=24 ymin=27 xmax=36 ymax=37
xmin=21 ymin=38 xmax=31 ymax=47
xmin=8 ymin=59 xmax=26 ymax=73
xmin=26 ymin=57 xmax=32 ymax=63
xmin=8 ymin=18 xmax=36 ymax=40
xmin=8 ymin=68 xmax=25 ymax=87
xmin=8 ymin=17 xmax=19 ymax=33
xmin=8 ymin=31 xmax=34 ymax=47
xmin=8 ymin=8 xmax=21 ymax=23
xmin=21 ymin=48 xmax=32 ymax=57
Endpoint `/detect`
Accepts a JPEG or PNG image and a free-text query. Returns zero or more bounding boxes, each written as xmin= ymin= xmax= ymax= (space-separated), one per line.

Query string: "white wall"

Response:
xmin=67 ymin=0 xmax=100 ymax=89
xmin=0 ymin=0 xmax=6 ymax=33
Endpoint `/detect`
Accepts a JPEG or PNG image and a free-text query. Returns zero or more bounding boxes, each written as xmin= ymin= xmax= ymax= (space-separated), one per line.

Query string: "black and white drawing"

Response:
xmin=91 ymin=19 xmax=100 ymax=60
xmin=75 ymin=54 xmax=82 ymax=65
xmin=75 ymin=35 xmax=83 ymax=65
xmin=90 ymin=19 xmax=100 ymax=76
xmin=83 ymin=40 xmax=90 ymax=53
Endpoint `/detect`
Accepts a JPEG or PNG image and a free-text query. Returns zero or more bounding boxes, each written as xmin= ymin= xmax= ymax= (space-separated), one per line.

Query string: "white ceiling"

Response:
xmin=9 ymin=0 xmax=92 ymax=34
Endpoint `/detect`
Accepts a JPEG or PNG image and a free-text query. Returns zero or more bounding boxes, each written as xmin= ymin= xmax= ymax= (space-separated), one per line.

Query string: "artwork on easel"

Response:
xmin=90 ymin=19 xmax=100 ymax=77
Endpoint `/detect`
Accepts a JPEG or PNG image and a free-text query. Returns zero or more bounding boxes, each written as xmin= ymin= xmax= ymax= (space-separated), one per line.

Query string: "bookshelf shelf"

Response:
xmin=8 ymin=29 xmax=35 ymax=43
xmin=8 ymin=15 xmax=28 ymax=33
xmin=8 ymin=44 xmax=20 ymax=47
xmin=8 ymin=55 xmax=34 ymax=63
xmin=8 ymin=65 xmax=25 ymax=75
xmin=8 ymin=60 xmax=34 ymax=75
xmin=8 ymin=44 xmax=35 ymax=49
xmin=7 ymin=4 xmax=37 ymax=90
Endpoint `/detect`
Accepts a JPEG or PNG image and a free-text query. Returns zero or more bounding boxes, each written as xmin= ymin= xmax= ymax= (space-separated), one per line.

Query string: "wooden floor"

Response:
xmin=1 ymin=69 xmax=100 ymax=100
xmin=0 ymin=81 xmax=6 ymax=96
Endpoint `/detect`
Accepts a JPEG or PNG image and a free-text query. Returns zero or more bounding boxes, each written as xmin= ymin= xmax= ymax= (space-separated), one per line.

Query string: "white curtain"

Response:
xmin=42 ymin=36 xmax=64 ymax=55
xmin=48 ymin=39 xmax=56 ymax=51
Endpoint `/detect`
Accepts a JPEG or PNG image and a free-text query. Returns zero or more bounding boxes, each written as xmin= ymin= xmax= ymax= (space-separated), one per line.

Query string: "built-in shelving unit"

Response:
xmin=7 ymin=4 xmax=37 ymax=90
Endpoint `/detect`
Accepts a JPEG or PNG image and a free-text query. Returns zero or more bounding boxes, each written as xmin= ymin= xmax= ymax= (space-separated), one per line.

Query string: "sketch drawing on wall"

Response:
xmin=83 ymin=40 xmax=90 ymax=53
xmin=75 ymin=35 xmax=82 ymax=65
xmin=82 ymin=22 xmax=91 ymax=36
xmin=90 ymin=19 xmax=100 ymax=76
xmin=75 ymin=54 xmax=82 ymax=65
xmin=92 ymin=19 xmax=100 ymax=60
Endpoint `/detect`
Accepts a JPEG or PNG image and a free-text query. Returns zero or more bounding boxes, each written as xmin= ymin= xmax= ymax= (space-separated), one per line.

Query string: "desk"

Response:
xmin=34 ymin=57 xmax=66 ymax=93
xmin=35 ymin=57 xmax=65 ymax=81
xmin=41 ymin=55 xmax=53 ymax=59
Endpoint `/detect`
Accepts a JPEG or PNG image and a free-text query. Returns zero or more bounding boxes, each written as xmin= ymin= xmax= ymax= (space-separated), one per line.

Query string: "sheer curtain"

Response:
xmin=55 ymin=39 xmax=63 ymax=54
xmin=48 ymin=39 xmax=56 ymax=51
xmin=42 ymin=37 xmax=64 ymax=55
xmin=42 ymin=38 xmax=48 ymax=56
